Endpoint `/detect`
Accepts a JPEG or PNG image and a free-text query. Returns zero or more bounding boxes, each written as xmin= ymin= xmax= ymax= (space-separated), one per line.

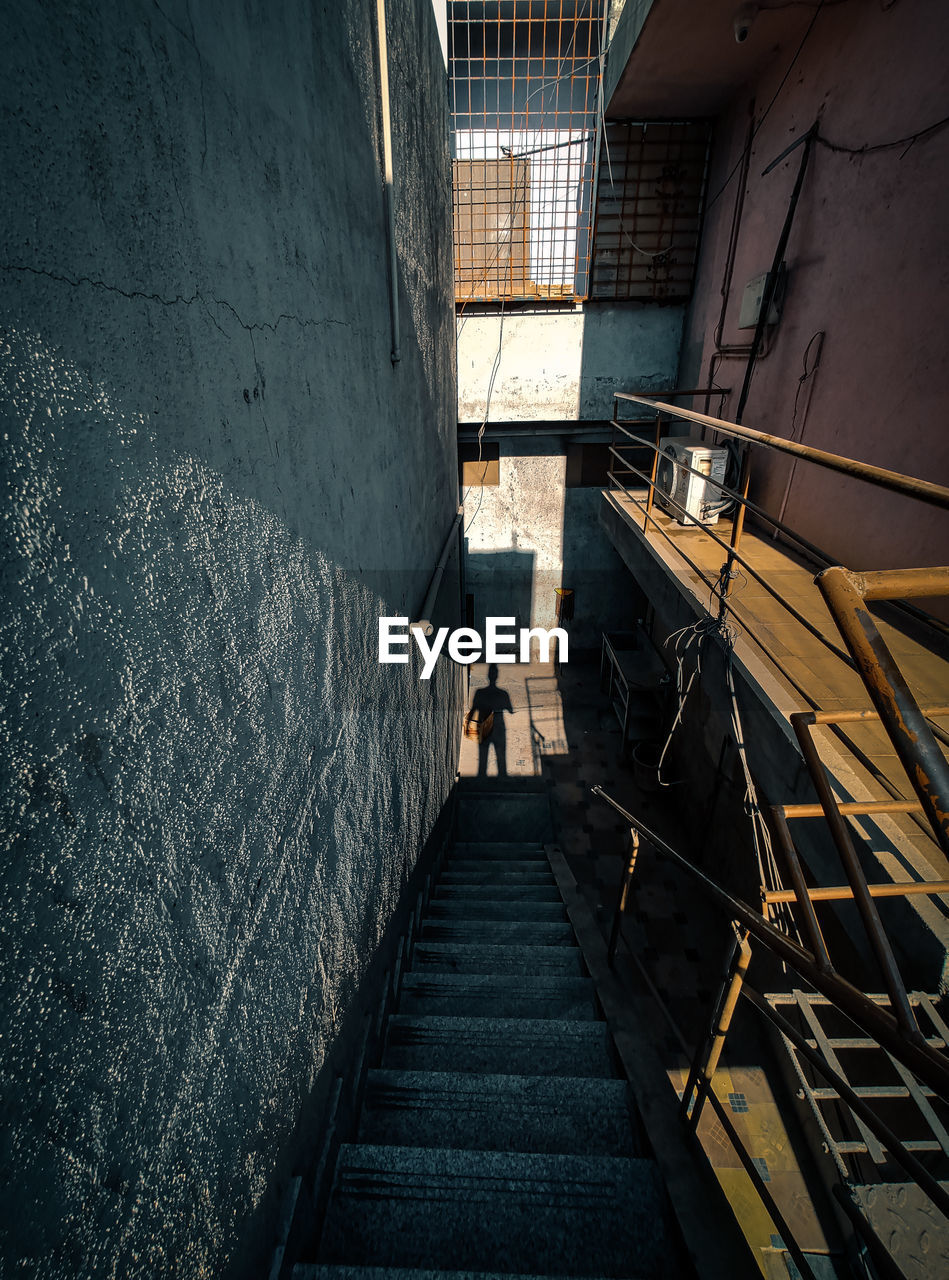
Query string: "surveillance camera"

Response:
xmin=733 ymin=4 xmax=757 ymax=42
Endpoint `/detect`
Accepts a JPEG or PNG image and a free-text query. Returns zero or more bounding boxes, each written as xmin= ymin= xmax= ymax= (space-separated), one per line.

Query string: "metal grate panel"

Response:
xmin=591 ymin=121 xmax=711 ymax=301
xmin=449 ymin=0 xmax=605 ymax=303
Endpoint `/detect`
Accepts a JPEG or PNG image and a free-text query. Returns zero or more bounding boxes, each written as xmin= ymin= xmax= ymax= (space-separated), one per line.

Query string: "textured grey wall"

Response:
xmin=0 ymin=1 xmax=460 ymax=1276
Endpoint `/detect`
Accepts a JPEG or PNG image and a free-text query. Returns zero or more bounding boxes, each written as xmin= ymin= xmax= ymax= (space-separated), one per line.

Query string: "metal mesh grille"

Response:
xmin=449 ymin=0 xmax=605 ymax=303
xmin=591 ymin=121 xmax=711 ymax=301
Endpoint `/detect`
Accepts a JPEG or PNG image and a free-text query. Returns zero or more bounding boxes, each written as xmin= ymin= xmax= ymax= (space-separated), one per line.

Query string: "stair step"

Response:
xmin=426 ymin=899 xmax=568 ymax=922
xmin=381 ymin=1016 xmax=616 ymax=1077
xmin=440 ymin=869 xmax=556 ymax=887
xmin=451 ymin=842 xmax=548 ymax=861
xmin=319 ymin=1145 xmax=665 ymax=1277
xmin=398 ymin=973 xmax=597 ymax=1020
xmin=419 ymin=919 xmax=575 ymax=947
xmin=444 ymin=859 xmax=555 ymax=876
xmin=433 ymin=884 xmax=562 ymax=902
xmin=411 ymin=943 xmax=585 ymax=976
xmin=296 ymin=1268 xmax=621 ymax=1280
xmin=358 ymin=1071 xmax=635 ymax=1156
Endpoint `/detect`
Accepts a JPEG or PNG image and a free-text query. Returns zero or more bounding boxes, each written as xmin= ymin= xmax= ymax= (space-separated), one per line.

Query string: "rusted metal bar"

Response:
xmin=808 ymin=705 xmax=949 ymax=725
xmin=643 ymin=412 xmax=662 ymax=532
xmin=608 ymin=828 xmax=639 ymax=964
xmin=682 ymin=931 xmax=752 ymax=1130
xmin=782 ymin=799 xmax=922 ymax=818
xmin=857 ymin=567 xmax=949 ymax=600
xmin=743 ymin=985 xmax=949 ymax=1220
xmin=770 ymin=807 xmax=833 ymax=971
xmin=723 ymin=445 xmax=751 ymax=599
xmin=790 ymin=713 xmax=920 ymax=1037
xmin=764 ymin=879 xmax=949 ymax=904
xmin=590 ymin=786 xmax=949 ymax=1099
xmin=814 ymin=567 xmax=949 ymax=857
xmin=613 ymin=395 xmax=949 ymax=510
xmin=728 ymin=444 xmax=751 ymax=558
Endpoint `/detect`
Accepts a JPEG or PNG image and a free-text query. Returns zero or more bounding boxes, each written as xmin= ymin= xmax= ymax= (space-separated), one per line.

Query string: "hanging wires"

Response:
xmin=653 ymin=558 xmax=801 ymax=944
xmin=704 ymin=0 xmax=827 ymax=217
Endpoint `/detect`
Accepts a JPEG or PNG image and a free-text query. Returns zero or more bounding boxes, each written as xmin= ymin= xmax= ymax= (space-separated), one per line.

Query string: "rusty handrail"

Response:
xmin=591 ymin=786 xmax=949 ymax=1100
xmin=815 ymin=567 xmax=949 ymax=857
xmin=613 ymin=394 xmax=949 ymax=510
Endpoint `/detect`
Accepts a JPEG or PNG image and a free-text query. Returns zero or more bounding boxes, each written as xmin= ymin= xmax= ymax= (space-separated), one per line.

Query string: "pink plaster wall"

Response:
xmin=680 ymin=0 xmax=949 ymax=578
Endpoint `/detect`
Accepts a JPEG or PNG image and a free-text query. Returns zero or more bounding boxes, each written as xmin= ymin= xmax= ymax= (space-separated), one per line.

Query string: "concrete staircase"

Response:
xmin=293 ymin=825 xmax=674 ymax=1280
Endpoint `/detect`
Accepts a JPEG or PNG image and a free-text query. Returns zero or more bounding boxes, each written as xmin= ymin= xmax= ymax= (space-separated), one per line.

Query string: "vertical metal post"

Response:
xmin=681 ymin=930 xmax=752 ymax=1130
xmin=790 ymin=713 xmax=920 ymax=1038
xmin=816 ymin=566 xmax=949 ymax=858
xmin=644 ymin=412 xmax=662 ymax=532
xmin=723 ymin=445 xmax=751 ymax=597
xmin=770 ymin=806 xmax=833 ymax=973
xmin=608 ymin=829 xmax=640 ymax=964
xmin=375 ymin=0 xmax=400 ymax=363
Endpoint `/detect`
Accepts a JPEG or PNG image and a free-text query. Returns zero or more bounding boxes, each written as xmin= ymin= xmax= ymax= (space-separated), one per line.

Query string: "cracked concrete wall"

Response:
xmin=457 ymin=302 xmax=685 ymax=422
xmin=0 ymin=2 xmax=460 ymax=1277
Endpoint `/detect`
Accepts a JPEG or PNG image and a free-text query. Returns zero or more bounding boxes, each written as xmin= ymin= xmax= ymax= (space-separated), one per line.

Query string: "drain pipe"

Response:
xmin=376 ymin=0 xmax=400 ymax=364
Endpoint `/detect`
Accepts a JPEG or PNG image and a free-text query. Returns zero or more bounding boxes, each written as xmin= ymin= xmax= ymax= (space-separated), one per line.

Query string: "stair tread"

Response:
xmin=427 ymin=899 xmax=568 ymax=922
xmin=439 ymin=870 xmax=557 ymax=885
xmin=398 ymin=973 xmax=598 ymax=1021
xmin=296 ymin=1268 xmax=626 ymax=1280
xmin=433 ymin=884 xmax=562 ymax=901
xmin=411 ymin=943 xmax=585 ymax=976
xmin=419 ymin=920 xmax=575 ymax=946
xmin=382 ymin=1016 xmax=616 ymax=1077
xmin=452 ymin=842 xmax=547 ymax=857
xmin=444 ymin=860 xmax=555 ymax=875
xmin=359 ymin=1070 xmax=635 ymax=1156
xmin=319 ymin=1145 xmax=665 ymax=1277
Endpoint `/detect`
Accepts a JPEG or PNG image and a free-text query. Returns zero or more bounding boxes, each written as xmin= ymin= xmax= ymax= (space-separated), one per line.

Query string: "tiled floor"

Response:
xmin=460 ymin=657 xmax=842 ymax=1275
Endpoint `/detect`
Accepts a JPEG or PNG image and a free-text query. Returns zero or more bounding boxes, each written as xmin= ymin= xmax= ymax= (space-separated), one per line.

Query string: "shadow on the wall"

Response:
xmin=465 ymin=546 xmax=535 ymax=637
xmin=559 ymin=486 xmax=644 ymax=652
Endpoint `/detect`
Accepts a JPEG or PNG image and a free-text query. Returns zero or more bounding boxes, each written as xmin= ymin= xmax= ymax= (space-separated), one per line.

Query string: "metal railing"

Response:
xmin=596 ymin=790 xmax=949 ymax=1280
xmin=598 ymin=393 xmax=949 ymax=1276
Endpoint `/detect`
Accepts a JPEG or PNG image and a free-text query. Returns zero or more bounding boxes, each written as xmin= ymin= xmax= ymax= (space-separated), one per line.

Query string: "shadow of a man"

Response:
xmin=469 ymin=664 xmax=514 ymax=778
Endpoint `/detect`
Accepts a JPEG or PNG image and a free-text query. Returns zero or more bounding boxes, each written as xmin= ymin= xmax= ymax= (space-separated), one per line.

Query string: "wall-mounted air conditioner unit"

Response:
xmin=656 ymin=438 xmax=729 ymax=526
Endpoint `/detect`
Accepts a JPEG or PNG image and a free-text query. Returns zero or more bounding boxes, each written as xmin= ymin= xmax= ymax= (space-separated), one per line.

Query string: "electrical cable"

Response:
xmin=653 ymin=560 xmax=801 ymax=944
xmin=815 ymin=112 xmax=949 ymax=160
xmin=704 ymin=0 xmax=826 ymax=217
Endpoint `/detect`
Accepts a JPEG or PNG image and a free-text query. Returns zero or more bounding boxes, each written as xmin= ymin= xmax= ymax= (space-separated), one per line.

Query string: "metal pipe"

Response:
xmin=790 ymin=713 xmax=920 ymax=1037
xmin=815 ymin=567 xmax=949 ymax=856
xmin=590 ymin=785 xmax=949 ymax=1099
xmin=684 ymin=932 xmax=752 ymax=1129
xmin=857 ymin=567 xmax=949 ymax=601
xmin=781 ymin=799 xmax=922 ymax=818
xmin=735 ymin=128 xmax=815 ymax=423
xmin=613 ymin=396 xmax=949 ymax=510
xmin=643 ymin=413 xmax=662 ymax=532
xmin=411 ymin=509 xmax=463 ymax=637
xmin=376 ymin=0 xmax=400 ymax=364
xmin=809 ymin=705 xmax=949 ymax=725
xmin=764 ymin=879 xmax=949 ymax=904
xmin=608 ymin=829 xmax=639 ymax=964
xmin=742 ymin=985 xmax=949 ymax=1221
xmin=770 ymin=806 xmax=832 ymax=971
